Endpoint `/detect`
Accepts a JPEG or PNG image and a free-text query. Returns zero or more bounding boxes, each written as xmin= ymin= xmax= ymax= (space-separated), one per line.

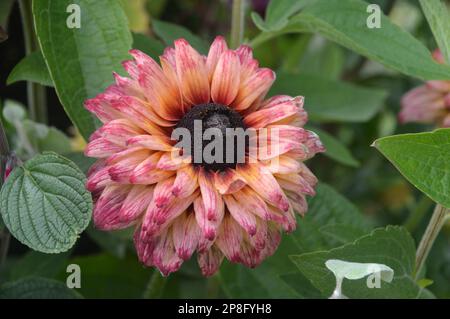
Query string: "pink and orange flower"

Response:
xmin=84 ymin=36 xmax=324 ymax=276
xmin=399 ymin=50 xmax=450 ymax=127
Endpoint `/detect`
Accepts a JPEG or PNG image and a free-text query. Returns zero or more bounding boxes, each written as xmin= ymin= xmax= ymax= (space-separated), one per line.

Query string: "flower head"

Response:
xmin=399 ymin=49 xmax=450 ymax=127
xmin=84 ymin=36 xmax=324 ymax=276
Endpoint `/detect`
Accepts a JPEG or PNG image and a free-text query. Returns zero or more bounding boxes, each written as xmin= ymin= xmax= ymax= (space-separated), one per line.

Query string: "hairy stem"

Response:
xmin=142 ymin=271 xmax=167 ymax=299
xmin=415 ymin=204 xmax=449 ymax=280
xmin=230 ymin=0 xmax=245 ymax=49
xmin=19 ymin=0 xmax=47 ymax=123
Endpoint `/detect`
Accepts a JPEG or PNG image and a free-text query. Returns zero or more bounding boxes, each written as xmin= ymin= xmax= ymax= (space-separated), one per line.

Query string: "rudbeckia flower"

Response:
xmin=399 ymin=50 xmax=450 ymax=127
xmin=84 ymin=36 xmax=324 ymax=276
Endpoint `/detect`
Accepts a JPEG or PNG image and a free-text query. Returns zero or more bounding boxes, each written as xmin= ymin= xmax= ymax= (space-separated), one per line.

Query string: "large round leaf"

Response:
xmin=0 ymin=152 xmax=92 ymax=253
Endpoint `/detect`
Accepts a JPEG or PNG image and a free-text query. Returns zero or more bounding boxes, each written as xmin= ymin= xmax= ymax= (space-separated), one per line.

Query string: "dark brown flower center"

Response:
xmin=176 ymin=103 xmax=247 ymax=171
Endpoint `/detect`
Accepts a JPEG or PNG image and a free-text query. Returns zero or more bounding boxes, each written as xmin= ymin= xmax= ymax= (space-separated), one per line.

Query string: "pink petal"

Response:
xmin=172 ymin=165 xmax=199 ymax=198
xmin=172 ymin=212 xmax=201 ymax=260
xmin=213 ymin=168 xmax=247 ymax=194
xmin=174 ymin=39 xmax=210 ymax=106
xmin=198 ymin=246 xmax=224 ymax=277
xmin=223 ymin=194 xmax=257 ymax=236
xmin=233 ymin=68 xmax=275 ymax=111
xmin=206 ymin=36 xmax=228 ymax=82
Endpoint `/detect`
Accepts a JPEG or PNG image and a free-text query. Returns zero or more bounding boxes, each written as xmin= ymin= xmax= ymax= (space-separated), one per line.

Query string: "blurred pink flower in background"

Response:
xmin=399 ymin=50 xmax=450 ymax=127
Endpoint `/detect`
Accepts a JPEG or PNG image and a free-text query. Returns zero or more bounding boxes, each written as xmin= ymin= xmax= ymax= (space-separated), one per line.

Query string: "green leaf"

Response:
xmin=252 ymin=0 xmax=450 ymax=80
xmin=152 ymin=19 xmax=208 ymax=54
xmin=0 ymin=277 xmax=82 ymax=299
xmin=22 ymin=120 xmax=72 ymax=154
xmin=252 ymin=0 xmax=316 ymax=32
xmin=270 ymin=73 xmax=387 ymax=122
xmin=57 ymin=253 xmax=150 ymax=298
xmin=64 ymin=152 xmax=96 ymax=174
xmin=312 ymin=127 xmax=359 ymax=167
xmin=7 ymin=51 xmax=53 ymax=87
xmin=373 ymin=128 xmax=450 ymax=208
xmin=33 ymin=0 xmax=133 ymax=140
xmin=290 ymin=226 xmax=434 ymax=299
xmin=0 ymin=152 xmax=93 ymax=253
xmin=419 ymin=0 xmax=450 ymax=64
xmin=10 ymin=251 xmax=70 ymax=281
xmin=85 ymin=225 xmax=129 ymax=259
xmin=120 ymin=0 xmax=150 ymax=33
xmin=2 ymin=100 xmax=26 ymax=124
xmin=132 ymin=33 xmax=165 ymax=59
xmin=219 ymin=183 xmax=372 ymax=298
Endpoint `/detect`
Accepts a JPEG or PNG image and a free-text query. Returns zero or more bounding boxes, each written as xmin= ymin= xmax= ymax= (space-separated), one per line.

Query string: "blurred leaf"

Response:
xmin=33 ymin=0 xmax=133 ymax=140
xmin=0 ymin=277 xmax=82 ymax=299
xmin=120 ymin=0 xmax=150 ymax=33
xmin=419 ymin=0 xmax=450 ymax=64
xmin=219 ymin=183 xmax=371 ymax=298
xmin=10 ymin=251 xmax=69 ymax=281
xmin=251 ymin=0 xmax=315 ymax=32
xmin=58 ymin=253 xmax=150 ymax=298
xmin=7 ymin=51 xmax=53 ymax=87
xmin=252 ymin=0 xmax=450 ymax=80
xmin=291 ymin=226 xmax=434 ymax=298
xmin=86 ymin=225 xmax=128 ymax=259
xmin=298 ymin=37 xmax=345 ymax=79
xmin=270 ymin=73 xmax=387 ymax=122
xmin=373 ymin=128 xmax=450 ymax=208
xmin=22 ymin=120 xmax=72 ymax=154
xmin=0 ymin=152 xmax=92 ymax=253
xmin=0 ymin=0 xmax=14 ymax=42
xmin=312 ymin=127 xmax=359 ymax=167
xmin=152 ymin=19 xmax=208 ymax=54
xmin=64 ymin=152 xmax=95 ymax=173
xmin=132 ymin=32 xmax=165 ymax=59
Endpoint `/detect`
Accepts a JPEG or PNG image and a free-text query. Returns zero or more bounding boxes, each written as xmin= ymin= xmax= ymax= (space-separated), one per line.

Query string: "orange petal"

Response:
xmin=211 ymin=50 xmax=241 ymax=105
xmin=206 ymin=36 xmax=228 ymax=82
xmin=233 ymin=68 xmax=275 ymax=111
xmin=213 ymin=168 xmax=247 ymax=194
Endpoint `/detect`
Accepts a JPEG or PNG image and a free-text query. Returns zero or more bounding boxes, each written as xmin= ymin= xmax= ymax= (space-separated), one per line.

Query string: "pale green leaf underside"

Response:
xmin=0 ymin=152 xmax=92 ymax=253
xmin=374 ymin=128 xmax=450 ymax=208
xmin=291 ymin=226 xmax=434 ymax=299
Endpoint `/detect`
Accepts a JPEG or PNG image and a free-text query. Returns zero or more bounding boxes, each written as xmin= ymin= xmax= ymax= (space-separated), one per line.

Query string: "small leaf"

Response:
xmin=152 ymin=20 xmax=208 ymax=54
xmin=10 ymin=251 xmax=70 ymax=280
xmin=290 ymin=227 xmax=434 ymax=299
xmin=0 ymin=277 xmax=81 ymax=299
xmin=373 ymin=128 xmax=450 ymax=208
xmin=312 ymin=127 xmax=359 ymax=167
xmin=419 ymin=0 xmax=450 ymax=64
xmin=0 ymin=152 xmax=93 ymax=253
xmin=7 ymin=51 xmax=53 ymax=87
xmin=270 ymin=73 xmax=387 ymax=122
xmin=33 ymin=0 xmax=133 ymax=140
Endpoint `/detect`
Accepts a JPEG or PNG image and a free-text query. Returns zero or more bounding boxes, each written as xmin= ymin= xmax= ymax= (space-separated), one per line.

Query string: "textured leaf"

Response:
xmin=270 ymin=73 xmax=387 ymax=122
xmin=0 ymin=277 xmax=82 ymax=299
xmin=152 ymin=19 xmax=208 ymax=54
xmin=419 ymin=0 xmax=450 ymax=64
xmin=0 ymin=152 xmax=92 ymax=253
xmin=7 ymin=51 xmax=53 ymax=87
xmin=33 ymin=0 xmax=133 ymax=140
xmin=219 ymin=183 xmax=371 ymax=298
xmin=291 ymin=227 xmax=434 ymax=299
xmin=252 ymin=0 xmax=450 ymax=80
xmin=373 ymin=128 xmax=450 ymax=208
xmin=312 ymin=127 xmax=359 ymax=167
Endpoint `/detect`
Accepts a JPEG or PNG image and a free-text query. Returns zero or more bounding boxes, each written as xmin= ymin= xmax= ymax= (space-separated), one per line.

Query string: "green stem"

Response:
xmin=230 ymin=0 xmax=245 ymax=49
xmin=414 ymin=204 xmax=449 ymax=280
xmin=19 ymin=0 xmax=47 ymax=123
xmin=142 ymin=271 xmax=167 ymax=299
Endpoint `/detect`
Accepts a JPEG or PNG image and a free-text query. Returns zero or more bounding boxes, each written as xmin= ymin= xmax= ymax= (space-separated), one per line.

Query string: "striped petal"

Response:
xmin=211 ymin=50 xmax=240 ymax=105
